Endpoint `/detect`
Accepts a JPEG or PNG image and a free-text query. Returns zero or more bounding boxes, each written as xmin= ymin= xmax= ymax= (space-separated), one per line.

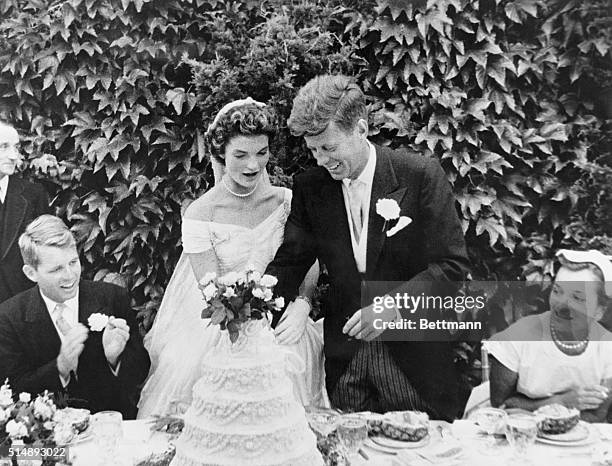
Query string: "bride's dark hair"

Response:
xmin=205 ymin=102 xmax=278 ymax=165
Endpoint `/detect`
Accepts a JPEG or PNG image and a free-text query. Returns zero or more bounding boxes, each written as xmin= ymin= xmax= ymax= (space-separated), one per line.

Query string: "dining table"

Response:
xmin=62 ymin=418 xmax=611 ymax=466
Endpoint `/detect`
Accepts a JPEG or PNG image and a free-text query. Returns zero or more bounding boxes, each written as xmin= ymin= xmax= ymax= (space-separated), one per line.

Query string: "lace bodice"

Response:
xmin=182 ymin=188 xmax=291 ymax=275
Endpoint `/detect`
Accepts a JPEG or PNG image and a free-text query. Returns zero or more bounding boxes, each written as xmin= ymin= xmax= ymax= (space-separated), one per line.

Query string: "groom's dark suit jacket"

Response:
xmin=0 ymin=176 xmax=50 ymax=304
xmin=0 ymin=281 xmax=150 ymax=419
xmin=267 ymin=145 xmax=471 ymax=420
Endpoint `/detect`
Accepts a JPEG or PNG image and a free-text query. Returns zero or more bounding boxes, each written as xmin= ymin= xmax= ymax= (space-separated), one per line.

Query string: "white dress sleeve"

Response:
xmin=484 ymin=339 xmax=522 ymax=373
xmin=182 ymin=218 xmax=212 ymax=254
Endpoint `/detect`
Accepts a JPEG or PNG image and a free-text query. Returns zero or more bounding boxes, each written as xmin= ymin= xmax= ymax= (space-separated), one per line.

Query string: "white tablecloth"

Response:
xmin=67 ymin=419 xmax=612 ymax=466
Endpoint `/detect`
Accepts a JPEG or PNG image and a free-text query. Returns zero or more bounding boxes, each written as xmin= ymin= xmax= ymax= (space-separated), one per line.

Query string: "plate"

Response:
xmin=538 ymin=422 xmax=589 ymax=442
xmin=364 ymin=437 xmax=398 ymax=455
xmin=370 ymin=434 xmax=430 ymax=449
xmin=536 ymin=423 xmax=598 ymax=447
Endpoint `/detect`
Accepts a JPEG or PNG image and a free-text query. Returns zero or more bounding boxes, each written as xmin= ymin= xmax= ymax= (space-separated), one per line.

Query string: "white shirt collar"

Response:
xmin=40 ymin=290 xmax=79 ymax=318
xmin=0 ymin=176 xmax=8 ymax=203
xmin=342 ymin=141 xmax=376 ymax=189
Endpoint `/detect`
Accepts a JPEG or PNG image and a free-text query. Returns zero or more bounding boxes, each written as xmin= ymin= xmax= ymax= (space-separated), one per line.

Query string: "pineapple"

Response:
xmin=379 ymin=411 xmax=429 ymax=441
xmin=534 ymin=404 xmax=580 ymax=435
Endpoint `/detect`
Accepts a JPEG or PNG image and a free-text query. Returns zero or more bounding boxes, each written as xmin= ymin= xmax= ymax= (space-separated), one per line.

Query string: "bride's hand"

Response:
xmin=274 ymin=299 xmax=309 ymax=345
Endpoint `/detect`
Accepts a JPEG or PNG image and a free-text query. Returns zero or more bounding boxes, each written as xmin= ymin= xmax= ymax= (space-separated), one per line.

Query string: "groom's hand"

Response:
xmin=274 ymin=299 xmax=309 ymax=345
xmin=343 ymin=301 xmax=398 ymax=342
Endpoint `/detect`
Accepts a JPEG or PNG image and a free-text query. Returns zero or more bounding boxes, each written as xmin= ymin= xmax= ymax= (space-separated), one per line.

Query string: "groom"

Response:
xmin=267 ymin=75 xmax=471 ymax=419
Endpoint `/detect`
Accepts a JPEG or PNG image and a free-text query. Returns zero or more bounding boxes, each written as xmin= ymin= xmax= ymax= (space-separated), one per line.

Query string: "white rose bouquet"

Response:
xmin=198 ymin=266 xmax=285 ymax=343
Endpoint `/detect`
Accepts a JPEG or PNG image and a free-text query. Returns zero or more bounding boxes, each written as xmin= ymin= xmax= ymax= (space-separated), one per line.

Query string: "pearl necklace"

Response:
xmin=222 ymin=177 xmax=259 ymax=198
xmin=549 ymin=319 xmax=588 ymax=355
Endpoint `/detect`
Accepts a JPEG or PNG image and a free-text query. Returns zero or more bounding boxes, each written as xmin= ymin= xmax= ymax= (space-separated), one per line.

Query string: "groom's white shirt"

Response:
xmin=341 ymin=141 xmax=376 ymax=274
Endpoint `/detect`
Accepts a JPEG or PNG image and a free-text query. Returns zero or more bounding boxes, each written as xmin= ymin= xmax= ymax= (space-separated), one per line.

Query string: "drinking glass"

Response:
xmin=92 ymin=411 xmax=123 ymax=464
xmin=473 ymin=407 xmax=507 ymax=451
xmin=505 ymin=414 xmax=538 ymax=458
xmin=307 ymin=411 xmax=340 ymax=438
xmin=336 ymin=417 xmax=368 ymax=462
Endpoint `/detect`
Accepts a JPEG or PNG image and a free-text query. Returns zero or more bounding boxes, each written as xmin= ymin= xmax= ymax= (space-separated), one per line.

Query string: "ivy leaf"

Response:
xmin=505 ymin=3 xmax=522 ymax=23
xmin=476 ymin=216 xmax=508 ymax=247
xmin=63 ymin=4 xmax=76 ymax=28
xmin=166 ymin=88 xmax=186 ymax=115
xmin=540 ymin=122 xmax=568 ymax=142
xmin=475 ymin=64 xmax=486 ymax=89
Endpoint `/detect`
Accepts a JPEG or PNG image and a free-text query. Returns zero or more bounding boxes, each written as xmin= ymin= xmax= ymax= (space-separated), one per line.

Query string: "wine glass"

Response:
xmin=307 ymin=411 xmax=340 ymax=438
xmin=473 ymin=407 xmax=507 ymax=451
xmin=505 ymin=414 xmax=538 ymax=459
xmin=336 ymin=417 xmax=368 ymax=463
xmin=92 ymin=411 xmax=123 ymax=465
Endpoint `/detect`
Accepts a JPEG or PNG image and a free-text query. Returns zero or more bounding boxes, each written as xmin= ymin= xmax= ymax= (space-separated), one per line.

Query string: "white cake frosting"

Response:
xmin=171 ymin=320 xmax=324 ymax=466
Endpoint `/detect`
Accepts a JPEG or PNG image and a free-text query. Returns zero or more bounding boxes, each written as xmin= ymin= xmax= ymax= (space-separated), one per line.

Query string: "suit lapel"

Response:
xmin=1 ymin=177 xmax=27 ymax=261
xmin=366 ymin=147 xmax=406 ymax=279
xmin=24 ymin=287 xmax=62 ymax=362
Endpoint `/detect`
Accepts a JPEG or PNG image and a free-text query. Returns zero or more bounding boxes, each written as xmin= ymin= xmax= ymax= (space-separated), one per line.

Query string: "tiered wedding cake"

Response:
xmin=171 ymin=320 xmax=324 ymax=466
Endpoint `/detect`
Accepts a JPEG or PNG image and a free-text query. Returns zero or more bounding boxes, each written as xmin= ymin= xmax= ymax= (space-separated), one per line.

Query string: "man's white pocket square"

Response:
xmin=386 ymin=216 xmax=412 ymax=237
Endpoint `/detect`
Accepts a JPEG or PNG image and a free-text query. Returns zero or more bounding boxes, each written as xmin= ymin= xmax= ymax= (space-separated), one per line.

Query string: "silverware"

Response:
xmin=414 ymin=451 xmax=435 ymax=464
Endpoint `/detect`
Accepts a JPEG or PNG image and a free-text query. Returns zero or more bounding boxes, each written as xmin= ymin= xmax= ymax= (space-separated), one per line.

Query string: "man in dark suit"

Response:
xmin=0 ymin=121 xmax=51 ymax=303
xmin=0 ymin=215 xmax=150 ymax=419
xmin=267 ymin=75 xmax=471 ymax=420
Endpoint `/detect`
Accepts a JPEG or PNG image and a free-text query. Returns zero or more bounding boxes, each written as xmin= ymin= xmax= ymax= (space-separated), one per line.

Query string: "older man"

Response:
xmin=0 ymin=215 xmax=150 ymax=418
xmin=0 ymin=121 xmax=50 ymax=303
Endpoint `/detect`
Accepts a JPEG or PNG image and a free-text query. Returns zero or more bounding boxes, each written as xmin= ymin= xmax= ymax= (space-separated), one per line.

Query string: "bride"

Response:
xmin=137 ymin=98 xmax=327 ymax=418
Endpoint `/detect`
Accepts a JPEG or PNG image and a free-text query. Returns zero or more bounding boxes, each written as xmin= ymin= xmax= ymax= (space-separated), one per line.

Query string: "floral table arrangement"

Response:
xmin=0 ymin=380 xmax=90 ymax=465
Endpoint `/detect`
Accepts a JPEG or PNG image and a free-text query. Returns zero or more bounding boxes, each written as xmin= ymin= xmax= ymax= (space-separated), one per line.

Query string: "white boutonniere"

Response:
xmin=375 ymin=198 xmax=412 ymax=237
xmin=88 ymin=313 xmax=110 ymax=331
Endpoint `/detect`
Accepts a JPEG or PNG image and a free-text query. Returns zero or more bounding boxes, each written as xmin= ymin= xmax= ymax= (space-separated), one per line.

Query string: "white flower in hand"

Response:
xmin=263 ymin=289 xmax=273 ymax=302
xmin=88 ymin=313 xmax=110 ymax=332
xmin=102 ymin=317 xmax=130 ymax=367
xmin=6 ymin=420 xmax=28 ymax=439
xmin=386 ymin=216 xmax=412 ymax=237
xmin=19 ymin=393 xmax=31 ymax=403
xmin=376 ymin=198 xmax=401 ymax=220
xmin=260 ymin=274 xmax=278 ymax=288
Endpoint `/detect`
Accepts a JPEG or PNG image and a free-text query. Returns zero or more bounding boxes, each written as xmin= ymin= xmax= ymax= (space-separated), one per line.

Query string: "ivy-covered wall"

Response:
xmin=1 ymin=0 xmax=610 ymax=335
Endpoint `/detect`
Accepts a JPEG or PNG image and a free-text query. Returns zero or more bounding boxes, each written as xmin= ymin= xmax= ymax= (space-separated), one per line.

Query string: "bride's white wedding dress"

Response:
xmin=138 ymin=188 xmax=327 ymax=419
